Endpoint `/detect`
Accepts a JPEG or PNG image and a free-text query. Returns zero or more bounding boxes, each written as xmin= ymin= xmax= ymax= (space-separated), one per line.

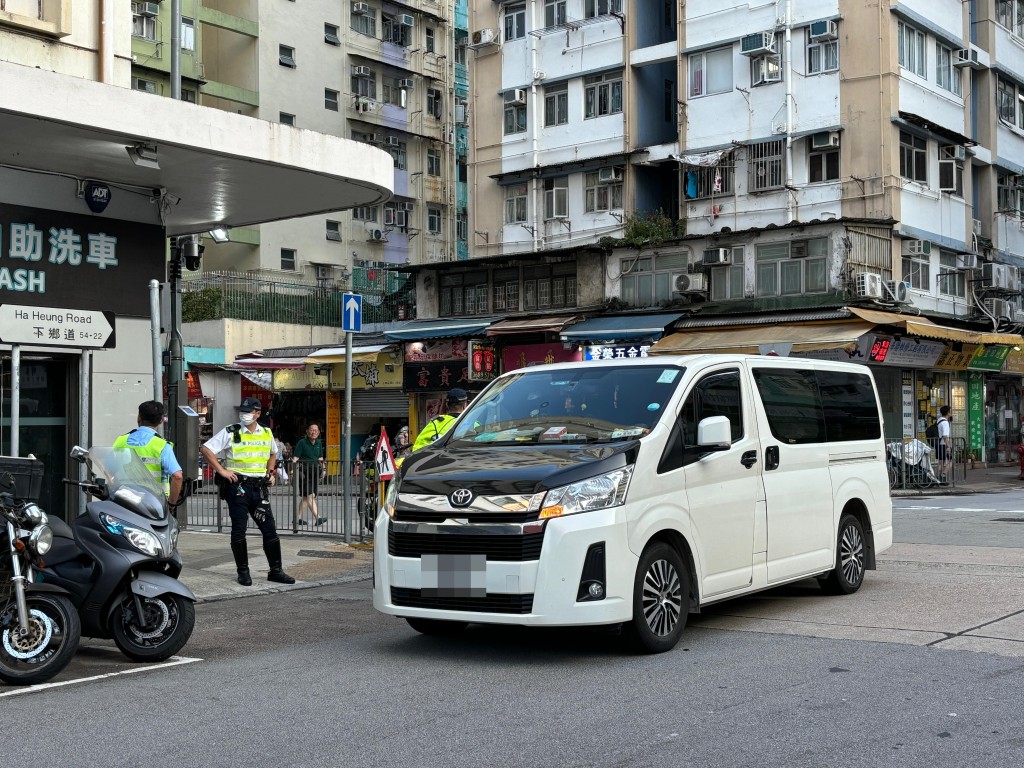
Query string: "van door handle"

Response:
xmin=740 ymin=450 xmax=758 ymax=468
xmin=765 ymin=445 xmax=780 ymax=471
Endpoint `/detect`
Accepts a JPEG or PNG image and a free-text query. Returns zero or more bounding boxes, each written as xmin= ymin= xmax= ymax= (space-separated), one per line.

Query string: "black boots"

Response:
xmin=231 ymin=541 xmax=252 ymax=586
xmin=264 ymin=537 xmax=296 ymax=584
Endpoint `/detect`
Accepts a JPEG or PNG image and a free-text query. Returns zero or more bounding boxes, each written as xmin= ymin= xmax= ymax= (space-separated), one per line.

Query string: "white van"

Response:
xmin=372 ymin=354 xmax=893 ymax=652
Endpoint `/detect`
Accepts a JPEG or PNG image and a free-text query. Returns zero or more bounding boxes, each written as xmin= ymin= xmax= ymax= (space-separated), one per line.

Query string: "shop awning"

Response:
xmin=305 ymin=345 xmax=390 ymax=364
xmin=847 ymin=308 xmax=1023 ymax=346
xmin=384 ymin=317 xmax=500 ymax=341
xmin=487 ymin=315 xmax=580 ymax=336
xmin=232 ymin=357 xmax=307 ymax=370
xmin=560 ymin=313 xmax=684 ymax=342
xmin=650 ymin=322 xmax=873 ymax=355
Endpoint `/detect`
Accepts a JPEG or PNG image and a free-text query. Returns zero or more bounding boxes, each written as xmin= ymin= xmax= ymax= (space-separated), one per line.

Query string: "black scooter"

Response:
xmin=39 ymin=446 xmax=196 ymax=662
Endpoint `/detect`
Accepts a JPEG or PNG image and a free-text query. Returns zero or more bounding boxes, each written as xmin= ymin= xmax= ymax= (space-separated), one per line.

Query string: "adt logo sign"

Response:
xmin=84 ymin=181 xmax=112 ymax=214
xmin=342 ymin=293 xmax=362 ymax=333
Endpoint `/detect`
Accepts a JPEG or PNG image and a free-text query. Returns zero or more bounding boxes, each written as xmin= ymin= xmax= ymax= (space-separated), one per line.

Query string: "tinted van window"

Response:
xmin=680 ymin=370 xmax=744 ymax=445
xmin=752 ymin=368 xmax=826 ymax=444
xmin=817 ymin=370 xmax=881 ymax=441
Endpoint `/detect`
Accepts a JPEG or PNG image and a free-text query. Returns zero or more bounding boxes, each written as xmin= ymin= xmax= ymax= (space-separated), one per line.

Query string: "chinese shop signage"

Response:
xmin=404 ymin=360 xmax=473 ymax=392
xmin=468 ymin=341 xmax=497 ymax=382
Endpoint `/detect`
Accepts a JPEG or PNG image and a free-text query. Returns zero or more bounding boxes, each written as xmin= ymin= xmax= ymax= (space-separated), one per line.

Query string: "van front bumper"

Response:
xmin=372 ymin=509 xmax=637 ymax=627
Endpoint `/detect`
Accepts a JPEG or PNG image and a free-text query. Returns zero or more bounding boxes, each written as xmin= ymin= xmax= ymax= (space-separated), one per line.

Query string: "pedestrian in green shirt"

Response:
xmin=292 ymin=423 xmax=326 ymax=525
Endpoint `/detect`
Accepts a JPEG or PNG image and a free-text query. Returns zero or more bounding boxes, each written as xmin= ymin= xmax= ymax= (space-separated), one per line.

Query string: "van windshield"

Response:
xmin=450 ymin=365 xmax=684 ymax=445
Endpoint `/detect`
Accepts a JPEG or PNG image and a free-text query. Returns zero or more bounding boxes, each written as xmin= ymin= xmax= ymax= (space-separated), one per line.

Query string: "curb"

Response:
xmin=194 ymin=570 xmax=372 ymax=605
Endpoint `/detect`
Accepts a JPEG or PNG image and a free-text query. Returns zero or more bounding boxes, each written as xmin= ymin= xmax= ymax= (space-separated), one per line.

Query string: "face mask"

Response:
xmin=240 ymin=413 xmax=257 ymax=426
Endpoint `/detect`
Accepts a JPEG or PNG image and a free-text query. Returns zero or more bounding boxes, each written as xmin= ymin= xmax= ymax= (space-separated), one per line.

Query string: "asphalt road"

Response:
xmin=3 ymin=492 xmax=1024 ymax=768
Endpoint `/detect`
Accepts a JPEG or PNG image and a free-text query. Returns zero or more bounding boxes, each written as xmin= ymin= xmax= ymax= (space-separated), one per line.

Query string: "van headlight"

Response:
xmin=538 ymin=467 xmax=633 ymax=520
xmin=383 ymin=479 xmax=398 ymax=518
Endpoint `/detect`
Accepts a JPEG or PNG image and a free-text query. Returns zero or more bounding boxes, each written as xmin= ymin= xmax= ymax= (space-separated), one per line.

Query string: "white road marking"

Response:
xmin=893 ymin=506 xmax=1024 ymax=513
xmin=0 ymin=655 xmax=202 ymax=698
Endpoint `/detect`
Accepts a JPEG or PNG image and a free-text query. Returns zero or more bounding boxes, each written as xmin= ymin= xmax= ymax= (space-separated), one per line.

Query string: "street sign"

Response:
xmin=374 ymin=426 xmax=396 ymax=481
xmin=342 ymin=293 xmax=362 ymax=333
xmin=0 ymin=303 xmax=116 ymax=348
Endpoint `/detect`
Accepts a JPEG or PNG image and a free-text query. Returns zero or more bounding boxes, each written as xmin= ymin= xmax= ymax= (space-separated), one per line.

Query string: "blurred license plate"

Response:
xmin=420 ymin=554 xmax=486 ymax=597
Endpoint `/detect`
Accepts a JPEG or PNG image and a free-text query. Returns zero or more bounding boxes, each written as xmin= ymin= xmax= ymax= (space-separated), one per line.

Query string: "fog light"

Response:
xmin=588 ymin=582 xmax=604 ymax=599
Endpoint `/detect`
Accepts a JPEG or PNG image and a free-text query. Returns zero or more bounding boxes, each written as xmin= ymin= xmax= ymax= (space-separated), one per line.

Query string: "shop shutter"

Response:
xmin=349 ymin=389 xmax=409 ymax=417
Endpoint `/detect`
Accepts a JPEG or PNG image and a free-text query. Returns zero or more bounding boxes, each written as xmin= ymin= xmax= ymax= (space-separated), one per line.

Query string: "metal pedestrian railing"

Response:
xmin=885 ymin=436 xmax=966 ymax=490
xmin=183 ymin=459 xmax=380 ymax=542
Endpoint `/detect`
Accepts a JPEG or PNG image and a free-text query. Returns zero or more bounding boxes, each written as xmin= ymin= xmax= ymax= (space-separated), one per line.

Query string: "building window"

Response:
xmin=997 ymin=77 xmax=1020 ymax=125
xmin=996 ymin=0 xmax=1024 ymax=38
xmin=457 ymin=211 xmax=468 ymax=242
xmin=426 ymin=27 xmax=435 ymax=53
xmin=352 ymin=70 xmax=377 ymax=99
xmin=997 ymin=171 xmax=1024 ymax=214
xmin=383 ymin=77 xmax=407 ymax=108
xmin=505 ymin=183 xmax=528 ymax=224
xmin=938 ymin=250 xmax=967 ymax=298
xmin=492 ymin=268 xmax=520 ymax=312
xmin=809 ymin=141 xmax=840 ymax=183
xmin=281 ymin=248 xmax=296 ymax=271
xmin=389 ymin=141 xmax=407 ymax=171
xmin=455 ymin=43 xmax=467 ymax=65
xmin=898 ymin=21 xmax=926 ymax=78
xmin=504 ymin=3 xmax=526 ymax=41
xmin=544 ymin=177 xmax=569 ymax=219
xmin=351 ymin=9 xmax=376 ymax=38
xmin=523 ymin=264 xmax=576 ymax=309
xmin=353 ymin=206 xmax=378 ymax=222
xmin=683 ymin=163 xmax=734 ymax=200
xmin=504 ymin=93 xmax=528 ymax=134
xmin=585 ymin=0 xmax=622 ymax=17
xmin=585 ymin=169 xmax=623 ymax=212
xmin=131 ymin=4 xmax=156 ymax=40
xmin=427 ymin=148 xmax=441 ymax=177
xmin=748 ymin=140 xmax=785 ymax=192
xmin=755 ymin=239 xmax=828 ymax=297
xmin=279 ymin=45 xmax=296 ymax=68
xmin=689 ymin=46 xmax=733 ymax=98
xmin=325 ymin=23 xmax=341 ymax=46
xmin=427 ymin=88 xmax=442 ymax=119
xmin=383 ymin=14 xmax=412 ymax=47
xmin=901 ymin=249 xmax=930 ymax=290
xmin=751 ymin=47 xmax=782 ymax=86
xmin=899 ymin=131 xmax=927 ymax=183
xmin=545 ymin=0 xmax=567 ymax=27
xmin=939 ymin=145 xmax=964 ymax=196
xmin=325 ymin=89 xmax=339 ymax=111
xmin=428 ymin=207 xmax=443 ymax=235
xmin=440 ymin=272 xmax=488 ymax=316
xmin=709 ymin=248 xmax=747 ymax=301
xmin=132 ymin=77 xmax=157 ymax=94
xmin=936 ymin=44 xmax=963 ymax=96
xmin=182 ymin=89 xmax=197 ymax=103
xmin=326 ymin=220 xmax=342 ymax=241
xmin=181 ymin=18 xmax=195 ymax=51
xmin=544 ymin=82 xmax=568 ymax=126
xmin=620 ymin=252 xmax=688 ymax=307
xmin=584 ymin=72 xmax=623 ymax=118
xmin=806 ymin=36 xmax=838 ymax=74
xmin=279 ymin=112 xmax=295 ymax=126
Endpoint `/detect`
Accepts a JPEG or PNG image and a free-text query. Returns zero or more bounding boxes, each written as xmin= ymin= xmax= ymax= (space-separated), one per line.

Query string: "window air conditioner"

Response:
xmin=470 ymin=28 xmax=497 ymax=47
xmin=942 ymin=145 xmax=967 ymax=162
xmin=702 ymin=248 xmax=731 ymax=266
xmin=1008 ymin=265 xmax=1021 ymax=292
xmin=885 ymin=280 xmax=910 ymax=304
xmin=315 ymin=265 xmax=333 ymax=279
xmin=811 ymin=131 xmax=840 ymax=149
xmin=398 ymin=78 xmax=415 ymax=88
xmin=385 ymin=136 xmax=401 ymax=146
xmin=854 ymin=272 xmax=884 ymax=299
xmin=139 ymin=2 xmax=160 ymax=17
xmin=808 ymin=20 xmax=838 ymax=41
xmin=957 ymin=253 xmax=978 ymax=270
xmin=352 ymin=65 xmax=372 ymax=77
xmin=399 ymin=202 xmax=415 ymax=211
xmin=953 ymin=48 xmax=979 ymax=68
xmin=598 ymin=167 xmax=623 ymax=183
xmin=352 ymin=2 xmax=370 ymax=14
xmin=984 ymin=298 xmax=1011 ymax=319
xmin=673 ymin=273 xmax=706 ymax=294
xmin=368 ymin=227 xmax=386 ymax=242
xmin=982 ymin=262 xmax=1011 ymax=289
xmin=741 ymin=31 xmax=776 ymax=56
xmin=903 ymin=239 xmax=931 ymax=255
xmin=972 ymin=218 xmax=982 ymax=236
xmin=398 ymin=14 xmax=415 ymax=27
xmin=507 ymin=88 xmax=527 ymax=106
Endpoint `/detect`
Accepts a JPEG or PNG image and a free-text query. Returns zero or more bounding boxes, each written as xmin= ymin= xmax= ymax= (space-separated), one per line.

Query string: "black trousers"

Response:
xmin=223 ymin=480 xmax=278 ymax=545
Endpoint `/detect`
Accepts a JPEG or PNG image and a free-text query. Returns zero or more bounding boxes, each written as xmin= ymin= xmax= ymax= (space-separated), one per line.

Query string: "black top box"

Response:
xmin=0 ymin=457 xmax=45 ymax=503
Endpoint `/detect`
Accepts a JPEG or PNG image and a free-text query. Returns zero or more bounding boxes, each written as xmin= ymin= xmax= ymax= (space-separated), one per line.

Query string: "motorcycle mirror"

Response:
xmin=70 ymin=446 xmax=89 ymax=464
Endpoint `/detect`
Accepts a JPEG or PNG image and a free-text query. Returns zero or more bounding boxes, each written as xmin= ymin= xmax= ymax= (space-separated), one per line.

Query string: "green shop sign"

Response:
xmin=969 ymin=345 xmax=1011 ymax=371
xmin=967 ymin=373 xmax=984 ymax=452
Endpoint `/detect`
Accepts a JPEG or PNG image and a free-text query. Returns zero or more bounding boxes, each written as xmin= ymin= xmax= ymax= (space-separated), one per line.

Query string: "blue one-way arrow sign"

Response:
xmin=342 ymin=293 xmax=362 ymax=333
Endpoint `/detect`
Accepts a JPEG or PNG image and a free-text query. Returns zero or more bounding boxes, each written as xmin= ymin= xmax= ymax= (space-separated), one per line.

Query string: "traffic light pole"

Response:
xmin=342 ymin=330 xmax=353 ymax=543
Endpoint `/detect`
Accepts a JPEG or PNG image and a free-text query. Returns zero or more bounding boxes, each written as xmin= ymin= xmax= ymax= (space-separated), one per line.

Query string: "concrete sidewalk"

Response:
xmin=177 ymin=529 xmax=372 ymax=603
xmin=891 ymin=463 xmax=1024 ymax=497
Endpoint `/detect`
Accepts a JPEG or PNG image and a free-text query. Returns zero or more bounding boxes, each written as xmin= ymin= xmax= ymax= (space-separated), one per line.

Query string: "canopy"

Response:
xmin=847 ymin=308 xmax=1023 ymax=346
xmin=487 ymin=315 xmax=580 ymax=336
xmin=232 ymin=356 xmax=307 ymax=370
xmin=305 ymin=345 xmax=390 ymax=364
xmin=650 ymin=322 xmax=873 ymax=355
xmin=560 ymin=313 xmax=684 ymax=342
xmin=384 ymin=317 xmax=500 ymax=341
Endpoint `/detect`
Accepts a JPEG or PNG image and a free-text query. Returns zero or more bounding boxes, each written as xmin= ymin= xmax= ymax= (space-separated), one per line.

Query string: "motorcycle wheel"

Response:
xmin=0 ymin=594 xmax=81 ymax=685
xmin=112 ymin=594 xmax=196 ymax=662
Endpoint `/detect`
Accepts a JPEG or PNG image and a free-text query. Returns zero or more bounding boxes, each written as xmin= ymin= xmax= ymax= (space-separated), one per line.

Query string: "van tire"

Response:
xmin=820 ymin=514 xmax=866 ymax=595
xmin=624 ymin=542 xmax=689 ymax=654
xmin=406 ymin=617 xmax=468 ymax=635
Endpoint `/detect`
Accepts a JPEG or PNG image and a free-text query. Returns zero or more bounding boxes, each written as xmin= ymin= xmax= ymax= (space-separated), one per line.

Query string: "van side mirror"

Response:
xmin=696 ymin=416 xmax=732 ymax=453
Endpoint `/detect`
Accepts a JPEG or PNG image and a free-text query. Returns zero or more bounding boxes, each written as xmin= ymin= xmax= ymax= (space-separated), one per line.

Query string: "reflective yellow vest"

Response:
xmin=224 ymin=426 xmax=275 ymax=477
xmin=113 ymin=430 xmax=171 ymax=496
xmin=412 ymin=415 xmax=456 ymax=452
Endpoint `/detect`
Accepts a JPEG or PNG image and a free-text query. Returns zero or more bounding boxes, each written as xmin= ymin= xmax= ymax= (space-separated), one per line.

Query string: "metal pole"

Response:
xmin=170 ymin=0 xmax=182 ymax=100
xmin=167 ymin=242 xmax=184 ymax=446
xmin=79 ymin=350 xmax=91 ymax=516
xmin=149 ymin=279 xmax=162 ymax=404
xmin=10 ymin=345 xmax=19 ymax=456
xmin=342 ymin=331 xmax=353 ymax=543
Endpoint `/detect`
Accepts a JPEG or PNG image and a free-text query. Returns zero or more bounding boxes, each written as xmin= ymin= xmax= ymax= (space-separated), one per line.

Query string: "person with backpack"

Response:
xmin=934 ymin=405 xmax=953 ymax=483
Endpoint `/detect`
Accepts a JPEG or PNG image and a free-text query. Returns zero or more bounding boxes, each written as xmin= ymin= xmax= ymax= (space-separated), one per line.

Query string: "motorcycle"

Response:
xmin=38 ymin=446 xmax=196 ymax=662
xmin=0 ymin=460 xmax=81 ymax=685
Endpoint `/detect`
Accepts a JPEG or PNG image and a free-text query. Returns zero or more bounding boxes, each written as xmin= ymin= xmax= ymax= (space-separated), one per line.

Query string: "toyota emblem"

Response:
xmin=450 ymin=488 xmax=474 ymax=507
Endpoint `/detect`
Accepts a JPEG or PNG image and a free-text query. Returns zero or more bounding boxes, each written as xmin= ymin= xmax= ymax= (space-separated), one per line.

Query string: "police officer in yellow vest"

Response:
xmin=113 ymin=401 xmax=183 ymax=507
xmin=200 ymin=397 xmax=295 ymax=586
xmin=412 ymin=388 xmax=470 ymax=452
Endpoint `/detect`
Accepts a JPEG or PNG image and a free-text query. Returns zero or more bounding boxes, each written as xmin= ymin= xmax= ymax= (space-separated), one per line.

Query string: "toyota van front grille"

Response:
xmin=391 ymin=587 xmax=534 ymax=614
xmin=388 ymin=528 xmax=544 ymax=561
